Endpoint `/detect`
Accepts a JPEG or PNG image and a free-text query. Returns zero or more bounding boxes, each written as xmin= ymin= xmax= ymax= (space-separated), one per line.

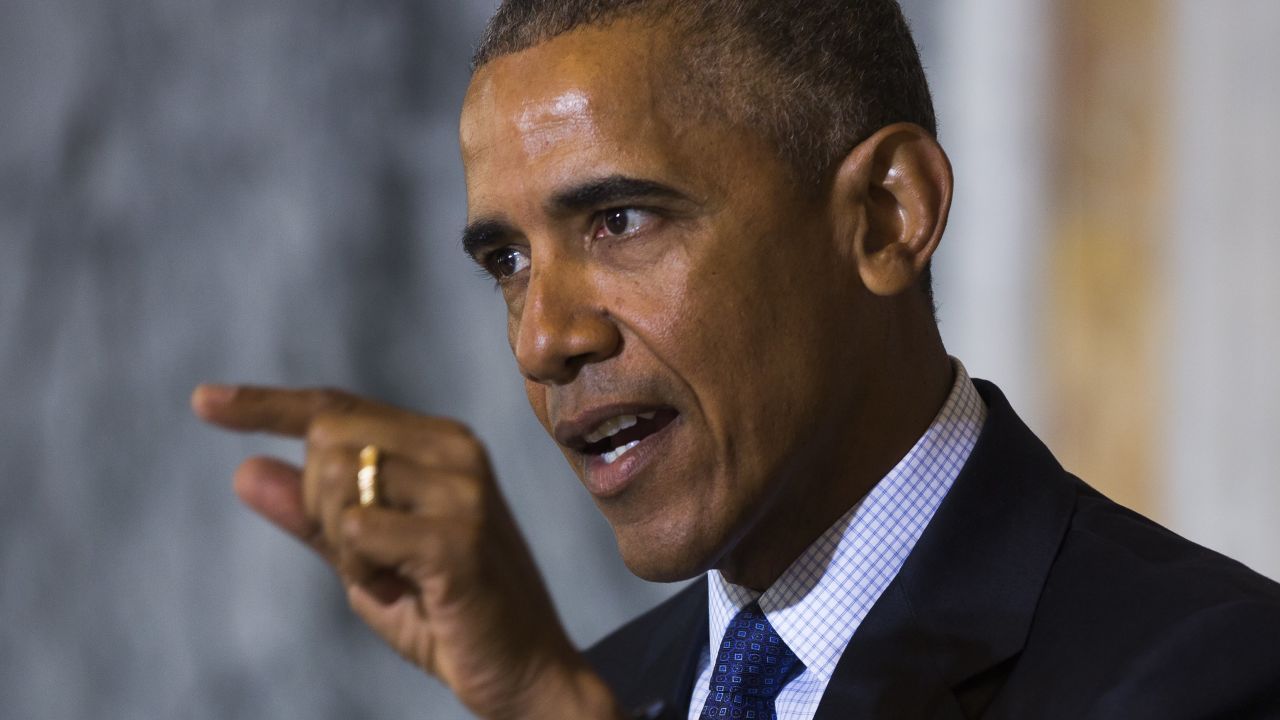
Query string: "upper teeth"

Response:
xmin=600 ymin=440 xmax=641 ymax=465
xmin=584 ymin=411 xmax=656 ymax=445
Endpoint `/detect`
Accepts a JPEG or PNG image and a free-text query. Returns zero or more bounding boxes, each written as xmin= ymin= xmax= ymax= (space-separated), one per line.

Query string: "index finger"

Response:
xmin=191 ymin=384 xmax=363 ymax=436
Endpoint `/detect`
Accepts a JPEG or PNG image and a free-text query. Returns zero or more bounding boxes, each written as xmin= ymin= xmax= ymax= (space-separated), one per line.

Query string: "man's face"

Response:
xmin=460 ymin=20 xmax=873 ymax=581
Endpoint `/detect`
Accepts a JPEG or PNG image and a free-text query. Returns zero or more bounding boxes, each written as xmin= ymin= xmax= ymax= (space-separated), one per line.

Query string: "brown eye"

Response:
xmin=487 ymin=247 xmax=530 ymax=279
xmin=596 ymin=208 xmax=654 ymax=240
xmin=604 ymin=209 xmax=631 ymax=235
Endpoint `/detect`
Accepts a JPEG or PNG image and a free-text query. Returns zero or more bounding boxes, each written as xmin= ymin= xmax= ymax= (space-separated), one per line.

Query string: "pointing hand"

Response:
xmin=192 ymin=385 xmax=623 ymax=720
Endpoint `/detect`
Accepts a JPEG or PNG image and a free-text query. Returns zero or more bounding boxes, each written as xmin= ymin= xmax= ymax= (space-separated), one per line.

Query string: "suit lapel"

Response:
xmin=629 ymin=579 xmax=709 ymax=720
xmin=644 ymin=611 xmax=706 ymax=720
xmin=815 ymin=380 xmax=1079 ymax=719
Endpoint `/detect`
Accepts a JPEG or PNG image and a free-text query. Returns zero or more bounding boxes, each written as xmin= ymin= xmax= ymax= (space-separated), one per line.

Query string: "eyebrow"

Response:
xmin=461 ymin=218 xmax=513 ymax=260
xmin=547 ymin=174 xmax=687 ymax=214
xmin=460 ymin=174 xmax=690 ymax=260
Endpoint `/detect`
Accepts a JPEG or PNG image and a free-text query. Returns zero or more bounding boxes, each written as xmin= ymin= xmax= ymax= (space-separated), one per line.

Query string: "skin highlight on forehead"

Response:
xmin=462 ymin=18 xmax=685 ymax=167
xmin=515 ymin=89 xmax=595 ymax=159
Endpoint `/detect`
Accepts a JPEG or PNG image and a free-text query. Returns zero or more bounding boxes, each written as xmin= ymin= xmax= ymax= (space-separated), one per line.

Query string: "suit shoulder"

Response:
xmin=1061 ymin=483 xmax=1280 ymax=609
xmin=1081 ymin=595 xmax=1280 ymax=717
xmin=993 ymin=481 xmax=1280 ymax=716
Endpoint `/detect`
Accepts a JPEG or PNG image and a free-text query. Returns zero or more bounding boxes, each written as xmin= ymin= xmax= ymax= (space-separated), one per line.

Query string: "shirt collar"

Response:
xmin=705 ymin=359 xmax=987 ymax=682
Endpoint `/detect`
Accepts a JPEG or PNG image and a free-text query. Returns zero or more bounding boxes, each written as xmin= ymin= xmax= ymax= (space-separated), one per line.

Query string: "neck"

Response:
xmin=718 ymin=311 xmax=953 ymax=591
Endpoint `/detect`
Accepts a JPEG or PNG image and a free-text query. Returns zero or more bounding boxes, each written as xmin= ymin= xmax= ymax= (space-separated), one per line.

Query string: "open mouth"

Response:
xmin=579 ymin=408 xmax=679 ymax=465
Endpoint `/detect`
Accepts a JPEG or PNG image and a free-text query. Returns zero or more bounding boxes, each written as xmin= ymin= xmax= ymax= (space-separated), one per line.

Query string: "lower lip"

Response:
xmin=582 ymin=416 xmax=681 ymax=499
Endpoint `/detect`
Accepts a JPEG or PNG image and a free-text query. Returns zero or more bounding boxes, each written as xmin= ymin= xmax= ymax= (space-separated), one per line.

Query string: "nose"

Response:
xmin=513 ymin=260 xmax=621 ymax=385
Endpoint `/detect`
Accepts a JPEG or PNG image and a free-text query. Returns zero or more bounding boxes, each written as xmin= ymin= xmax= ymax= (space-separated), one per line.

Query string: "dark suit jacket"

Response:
xmin=585 ymin=381 xmax=1280 ymax=719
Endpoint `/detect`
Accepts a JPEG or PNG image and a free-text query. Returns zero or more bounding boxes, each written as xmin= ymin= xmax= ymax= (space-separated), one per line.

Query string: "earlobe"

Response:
xmin=831 ymin=122 xmax=953 ymax=297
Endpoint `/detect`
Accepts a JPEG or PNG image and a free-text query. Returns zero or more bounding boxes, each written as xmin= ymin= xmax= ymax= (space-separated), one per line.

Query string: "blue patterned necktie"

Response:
xmin=700 ymin=601 xmax=804 ymax=719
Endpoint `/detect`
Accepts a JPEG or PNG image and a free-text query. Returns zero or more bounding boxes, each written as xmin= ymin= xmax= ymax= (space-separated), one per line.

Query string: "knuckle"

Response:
xmin=318 ymin=384 xmax=355 ymax=407
xmin=314 ymin=387 xmax=358 ymax=412
xmin=451 ymin=476 xmax=486 ymax=516
xmin=307 ymin=411 xmax=345 ymax=446
xmin=315 ymin=451 xmax=350 ymax=487
xmin=428 ymin=474 xmax=485 ymax=518
xmin=340 ymin=506 xmax=367 ymax=537
xmin=450 ymin=434 xmax=491 ymax=475
xmin=440 ymin=417 xmax=475 ymax=438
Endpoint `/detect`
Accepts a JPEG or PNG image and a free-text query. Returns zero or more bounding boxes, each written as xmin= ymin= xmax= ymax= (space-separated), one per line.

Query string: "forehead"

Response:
xmin=459 ymin=21 xmax=711 ymax=209
xmin=463 ymin=22 xmax=667 ymax=139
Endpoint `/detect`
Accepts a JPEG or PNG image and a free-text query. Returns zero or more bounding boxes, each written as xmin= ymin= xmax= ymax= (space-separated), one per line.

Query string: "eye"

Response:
xmin=485 ymin=247 xmax=530 ymax=279
xmin=595 ymin=208 xmax=652 ymax=239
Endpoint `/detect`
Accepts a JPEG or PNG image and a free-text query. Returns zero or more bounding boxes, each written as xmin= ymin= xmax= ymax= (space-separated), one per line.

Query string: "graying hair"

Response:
xmin=472 ymin=0 xmax=936 ymax=184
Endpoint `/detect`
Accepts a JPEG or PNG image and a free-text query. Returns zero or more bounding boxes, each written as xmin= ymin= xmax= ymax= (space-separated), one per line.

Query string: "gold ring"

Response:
xmin=357 ymin=445 xmax=381 ymax=507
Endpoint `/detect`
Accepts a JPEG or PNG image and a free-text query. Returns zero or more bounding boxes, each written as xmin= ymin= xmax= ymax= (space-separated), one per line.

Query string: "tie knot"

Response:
xmin=701 ymin=602 xmax=804 ymax=719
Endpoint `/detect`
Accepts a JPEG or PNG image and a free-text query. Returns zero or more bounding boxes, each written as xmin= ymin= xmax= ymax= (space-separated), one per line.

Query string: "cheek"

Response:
xmin=672 ymin=228 xmax=838 ymax=437
xmin=590 ymin=232 xmax=690 ymax=325
xmin=606 ymin=241 xmax=769 ymax=461
xmin=658 ymin=237 xmax=785 ymax=367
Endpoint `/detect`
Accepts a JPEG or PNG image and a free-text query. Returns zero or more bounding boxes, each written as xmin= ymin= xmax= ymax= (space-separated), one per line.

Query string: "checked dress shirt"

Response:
xmin=686 ymin=360 xmax=987 ymax=720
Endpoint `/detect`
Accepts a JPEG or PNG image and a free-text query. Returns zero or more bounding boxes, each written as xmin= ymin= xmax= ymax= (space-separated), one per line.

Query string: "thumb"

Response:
xmin=346 ymin=582 xmax=442 ymax=676
xmin=347 ymin=582 xmax=422 ymax=637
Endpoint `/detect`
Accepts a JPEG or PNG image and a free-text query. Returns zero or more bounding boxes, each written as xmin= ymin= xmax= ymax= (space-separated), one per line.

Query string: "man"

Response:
xmin=192 ymin=1 xmax=1280 ymax=718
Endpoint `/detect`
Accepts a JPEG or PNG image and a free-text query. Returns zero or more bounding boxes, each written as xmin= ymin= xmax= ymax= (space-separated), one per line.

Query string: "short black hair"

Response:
xmin=473 ymin=0 xmax=938 ymax=307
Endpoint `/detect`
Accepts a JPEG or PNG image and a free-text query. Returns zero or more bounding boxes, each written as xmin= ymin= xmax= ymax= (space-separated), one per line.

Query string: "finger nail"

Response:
xmin=197 ymin=384 xmax=237 ymax=404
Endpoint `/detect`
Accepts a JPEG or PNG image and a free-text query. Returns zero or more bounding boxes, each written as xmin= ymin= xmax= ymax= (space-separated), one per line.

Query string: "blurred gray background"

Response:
xmin=3 ymin=1 xmax=1278 ymax=718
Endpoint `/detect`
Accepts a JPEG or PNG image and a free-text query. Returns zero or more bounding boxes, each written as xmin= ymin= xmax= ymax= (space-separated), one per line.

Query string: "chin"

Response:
xmin=610 ymin=513 xmax=722 ymax=583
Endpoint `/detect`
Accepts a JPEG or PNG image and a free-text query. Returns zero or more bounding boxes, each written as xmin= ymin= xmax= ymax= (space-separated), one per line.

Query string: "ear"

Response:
xmin=831 ymin=122 xmax=953 ymax=296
